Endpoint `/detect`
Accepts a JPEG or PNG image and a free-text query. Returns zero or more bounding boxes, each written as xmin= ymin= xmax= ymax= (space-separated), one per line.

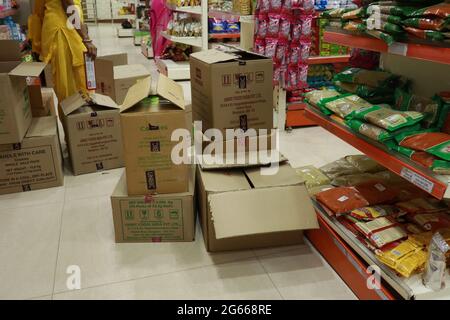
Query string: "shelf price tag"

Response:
xmin=400 ymin=167 xmax=434 ymax=193
xmin=388 ymin=42 xmax=408 ymax=56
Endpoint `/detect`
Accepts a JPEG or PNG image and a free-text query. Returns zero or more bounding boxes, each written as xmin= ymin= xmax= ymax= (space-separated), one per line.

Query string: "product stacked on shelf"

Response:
xmin=166 ymin=12 xmax=203 ymax=37
xmin=0 ymin=0 xmax=23 ymax=41
xmin=209 ymin=0 xmax=253 ymax=15
xmin=297 ymin=154 xmax=450 ymax=291
xmin=314 ymin=0 xmax=359 ymax=11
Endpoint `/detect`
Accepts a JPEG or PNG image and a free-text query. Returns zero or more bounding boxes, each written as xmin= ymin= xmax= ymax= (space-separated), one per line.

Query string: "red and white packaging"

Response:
xmin=265 ymin=38 xmax=278 ymax=58
xmin=278 ymin=14 xmax=292 ymax=40
xmin=267 ymin=13 xmax=281 ymax=38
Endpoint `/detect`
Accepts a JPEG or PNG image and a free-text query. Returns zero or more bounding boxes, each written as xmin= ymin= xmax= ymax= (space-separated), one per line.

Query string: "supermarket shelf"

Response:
xmin=307 ymin=55 xmax=350 ymax=65
xmin=323 ymin=29 xmax=450 ymax=65
xmin=0 ymin=8 xmax=18 ymax=19
xmin=287 ymin=102 xmax=308 ymax=111
xmin=161 ymin=31 xmax=203 ymax=47
xmin=166 ymin=4 xmax=202 ymax=15
xmin=208 ymin=9 xmax=242 ymax=21
xmin=304 ymin=105 xmax=450 ymax=199
xmin=209 ymin=33 xmax=240 ymax=39
xmin=155 ymin=57 xmax=190 ymax=80
xmin=311 ymin=200 xmax=450 ymax=300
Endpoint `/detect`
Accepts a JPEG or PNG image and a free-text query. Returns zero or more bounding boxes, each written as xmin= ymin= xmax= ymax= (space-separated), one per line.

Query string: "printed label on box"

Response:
xmin=119 ymin=199 xmax=184 ymax=241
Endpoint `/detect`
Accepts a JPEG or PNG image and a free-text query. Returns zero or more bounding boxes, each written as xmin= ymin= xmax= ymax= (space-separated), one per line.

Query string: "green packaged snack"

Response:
xmin=396 ymin=129 xmax=450 ymax=161
xmin=435 ymin=94 xmax=450 ymax=131
xmin=380 ymin=14 xmax=402 ymax=25
xmin=352 ymin=105 xmax=424 ymax=131
xmin=335 ymin=81 xmax=394 ymax=104
xmin=372 ymin=5 xmax=419 ymax=17
xmin=405 ymin=27 xmax=445 ymax=41
xmin=409 ymin=3 xmax=450 ymax=19
xmin=366 ymin=29 xmax=395 ymax=45
xmin=321 ymin=94 xmax=373 ymax=119
xmin=342 ymin=7 xmax=367 ymax=20
xmin=304 ymin=89 xmax=340 ymax=107
xmin=402 ymin=17 xmax=448 ymax=31
xmin=380 ymin=21 xmax=404 ymax=35
xmin=347 ymin=119 xmax=392 ymax=141
xmin=322 ymin=8 xmax=352 ymax=18
xmin=343 ymin=21 xmax=367 ymax=32
xmin=334 ymin=68 xmax=399 ymax=88
xmin=394 ymin=88 xmax=441 ymax=128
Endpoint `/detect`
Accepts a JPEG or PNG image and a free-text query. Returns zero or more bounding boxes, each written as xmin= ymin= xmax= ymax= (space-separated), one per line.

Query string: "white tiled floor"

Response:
xmin=0 ymin=24 xmax=360 ymax=300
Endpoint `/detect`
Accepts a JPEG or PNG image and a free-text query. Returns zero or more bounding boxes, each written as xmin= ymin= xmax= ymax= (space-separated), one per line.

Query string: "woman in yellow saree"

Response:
xmin=29 ymin=0 xmax=97 ymax=107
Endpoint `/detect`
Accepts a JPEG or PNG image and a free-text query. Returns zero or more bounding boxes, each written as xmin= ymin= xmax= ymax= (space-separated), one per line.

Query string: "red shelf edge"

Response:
xmin=304 ymin=107 xmax=447 ymax=199
xmin=209 ymin=33 xmax=240 ymax=39
xmin=308 ymin=55 xmax=351 ymax=65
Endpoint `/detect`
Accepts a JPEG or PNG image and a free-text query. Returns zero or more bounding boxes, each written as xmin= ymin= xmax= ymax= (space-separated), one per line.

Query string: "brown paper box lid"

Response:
xmin=60 ymin=92 xmax=119 ymax=116
xmin=9 ymin=62 xmax=47 ymax=77
xmin=190 ymin=49 xmax=237 ymax=64
xmin=26 ymin=116 xmax=57 ymax=138
xmin=199 ymin=169 xmax=251 ymax=193
xmin=209 ymin=185 xmax=319 ymax=239
xmin=245 ymin=163 xmax=305 ymax=187
xmin=119 ymin=76 xmax=152 ymax=113
xmin=156 ymin=74 xmax=186 ymax=109
xmin=114 ymin=64 xmax=150 ymax=80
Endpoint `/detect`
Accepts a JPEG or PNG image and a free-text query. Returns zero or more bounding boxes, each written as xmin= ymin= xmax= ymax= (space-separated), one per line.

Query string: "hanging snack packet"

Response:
xmin=281 ymin=0 xmax=292 ymax=14
xmin=291 ymin=20 xmax=302 ymax=42
xmin=321 ymin=94 xmax=373 ymax=119
xmin=320 ymin=157 xmax=362 ymax=179
xmin=376 ymin=240 xmax=427 ymax=277
xmin=404 ymin=27 xmax=445 ymax=42
xmin=275 ymin=40 xmax=288 ymax=64
xmin=254 ymin=38 xmax=266 ymax=55
xmin=409 ymin=3 xmax=450 ymax=19
xmin=298 ymin=64 xmax=309 ymax=89
xmin=255 ymin=15 xmax=268 ymax=38
xmin=352 ymin=106 xmax=424 ymax=132
xmin=315 ymin=187 xmax=370 ymax=215
xmin=286 ymin=66 xmax=299 ymax=90
xmin=278 ymin=15 xmax=292 ymax=40
xmin=423 ymin=232 xmax=450 ymax=291
xmin=300 ymin=15 xmax=312 ymax=38
xmin=299 ymin=40 xmax=311 ymax=63
xmin=354 ymin=217 xmax=407 ymax=249
xmin=267 ymin=13 xmax=281 ymax=37
xmin=269 ymin=0 xmax=282 ymax=13
xmin=345 ymin=155 xmax=385 ymax=173
xmin=257 ymin=0 xmax=270 ymax=13
xmin=396 ymin=130 xmax=450 ymax=161
xmin=304 ymin=89 xmax=340 ymax=107
xmin=273 ymin=63 xmax=281 ymax=85
xmin=295 ymin=165 xmax=331 ymax=188
xmin=264 ymin=38 xmax=278 ymax=58
xmin=289 ymin=43 xmax=300 ymax=65
xmin=350 ymin=205 xmax=404 ymax=221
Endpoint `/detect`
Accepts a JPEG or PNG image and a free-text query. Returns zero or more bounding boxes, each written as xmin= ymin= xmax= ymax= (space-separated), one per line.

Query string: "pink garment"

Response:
xmin=150 ymin=0 xmax=171 ymax=57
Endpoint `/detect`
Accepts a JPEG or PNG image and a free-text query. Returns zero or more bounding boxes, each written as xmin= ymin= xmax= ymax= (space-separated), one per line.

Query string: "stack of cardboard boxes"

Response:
xmin=110 ymin=48 xmax=318 ymax=252
xmin=0 ymin=49 xmax=64 ymax=195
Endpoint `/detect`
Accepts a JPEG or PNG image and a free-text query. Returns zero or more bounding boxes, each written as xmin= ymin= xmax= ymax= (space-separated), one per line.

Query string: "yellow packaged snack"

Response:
xmin=295 ymin=165 xmax=331 ymax=188
xmin=409 ymin=232 xmax=434 ymax=248
xmin=396 ymin=249 xmax=428 ymax=278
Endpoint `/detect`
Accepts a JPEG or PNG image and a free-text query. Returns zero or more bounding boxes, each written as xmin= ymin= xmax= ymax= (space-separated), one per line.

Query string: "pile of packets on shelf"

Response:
xmin=0 ymin=16 xmax=24 ymax=41
xmin=320 ymin=1 xmax=450 ymax=44
xmin=166 ymin=12 xmax=202 ymax=37
xmin=166 ymin=0 xmax=201 ymax=7
xmin=253 ymin=0 xmax=316 ymax=91
xmin=297 ymin=155 xmax=450 ymax=289
xmin=304 ymin=62 xmax=450 ymax=175
xmin=209 ymin=17 xmax=240 ymax=34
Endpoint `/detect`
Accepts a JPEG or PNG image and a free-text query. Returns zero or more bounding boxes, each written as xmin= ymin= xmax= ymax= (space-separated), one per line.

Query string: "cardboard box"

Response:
xmin=60 ymin=91 xmax=125 ymax=175
xmin=196 ymin=163 xmax=318 ymax=252
xmin=190 ymin=49 xmax=273 ymax=132
xmin=95 ymin=53 xmax=151 ymax=105
xmin=0 ymin=62 xmax=46 ymax=144
xmin=30 ymin=87 xmax=57 ymax=117
xmin=111 ymin=170 xmax=196 ymax=243
xmin=121 ymin=74 xmax=191 ymax=195
xmin=0 ymin=116 xmax=64 ymax=195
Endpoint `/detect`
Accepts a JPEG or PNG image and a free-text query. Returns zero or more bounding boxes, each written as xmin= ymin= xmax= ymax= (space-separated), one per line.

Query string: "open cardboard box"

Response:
xmin=120 ymin=74 xmax=192 ymax=195
xmin=196 ymin=162 xmax=319 ymax=252
xmin=0 ymin=61 xmax=46 ymax=144
xmin=60 ymin=91 xmax=125 ymax=175
xmin=95 ymin=53 xmax=151 ymax=105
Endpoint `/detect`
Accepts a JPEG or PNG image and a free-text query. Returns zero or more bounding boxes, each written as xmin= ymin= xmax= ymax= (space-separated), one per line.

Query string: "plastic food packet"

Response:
xmin=297 ymin=64 xmax=309 ymax=89
xmin=376 ymin=240 xmax=427 ymax=277
xmin=295 ymin=165 xmax=331 ymax=188
xmin=354 ymin=217 xmax=407 ymax=249
xmin=396 ymin=184 xmax=430 ymax=202
xmin=403 ymin=18 xmax=447 ymax=32
xmin=343 ymin=21 xmax=366 ymax=32
xmin=346 ymin=119 xmax=392 ymax=141
xmin=395 ymin=130 xmax=450 ymax=161
xmin=352 ymin=106 xmax=424 ymax=132
xmin=354 ymin=180 xmax=398 ymax=205
xmin=423 ymin=232 xmax=450 ymax=291
xmin=397 ymin=198 xmax=449 ymax=215
xmin=366 ymin=29 xmax=395 ymax=45
xmin=264 ymin=38 xmax=278 ymax=58
xmin=342 ymin=7 xmax=366 ymax=20
xmin=379 ymin=14 xmax=402 ymax=25
xmin=315 ymin=187 xmax=370 ymax=215
xmin=334 ymin=68 xmax=398 ymax=88
xmin=409 ymin=231 xmax=434 ymax=248
xmin=299 ymin=40 xmax=311 ymax=63
xmin=331 ymin=173 xmax=380 ymax=187
xmin=254 ymin=38 xmax=266 ymax=55
xmin=379 ymin=21 xmax=404 ymax=35
xmin=345 ymin=155 xmax=385 ymax=173
xmin=320 ymin=157 xmax=362 ymax=179
xmin=307 ymin=184 xmax=334 ymax=196
xmin=322 ymin=8 xmax=352 ymax=18
xmin=374 ymin=5 xmax=418 ymax=17
xmin=409 ymin=3 xmax=450 ymax=19
xmin=278 ymin=15 xmax=292 ymax=40
xmin=258 ymin=0 xmax=270 ymax=13
xmin=303 ymin=89 xmax=340 ymax=107
xmin=373 ymin=170 xmax=408 ymax=186
xmin=273 ymin=63 xmax=281 ymax=85
xmin=267 ymin=13 xmax=281 ymax=37
xmin=321 ymin=94 xmax=373 ymax=119
xmin=275 ymin=40 xmax=288 ymax=64
xmin=350 ymin=205 xmax=404 ymax=221
xmin=406 ymin=212 xmax=450 ymax=233
xmin=404 ymin=27 xmax=445 ymax=42
xmin=300 ymin=15 xmax=312 ymax=38
xmin=281 ymin=0 xmax=292 ymax=14
xmin=269 ymin=0 xmax=282 ymax=13
xmin=291 ymin=20 xmax=302 ymax=42
xmin=255 ymin=16 xmax=268 ymax=38
xmin=288 ymin=44 xmax=300 ymax=65
xmin=286 ymin=66 xmax=298 ymax=90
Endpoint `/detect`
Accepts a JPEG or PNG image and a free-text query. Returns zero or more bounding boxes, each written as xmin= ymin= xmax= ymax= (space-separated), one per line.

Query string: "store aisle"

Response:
xmin=0 ymin=24 xmax=359 ymax=300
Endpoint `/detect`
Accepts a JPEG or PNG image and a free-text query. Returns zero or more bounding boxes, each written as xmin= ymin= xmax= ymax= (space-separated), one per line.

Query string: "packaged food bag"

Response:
xmin=377 ymin=240 xmax=427 ymax=277
xmin=395 ymin=130 xmax=450 ymax=161
xmin=350 ymin=205 xmax=404 ymax=221
xmin=366 ymin=29 xmax=395 ymax=45
xmin=295 ymin=165 xmax=331 ymax=188
xmin=320 ymin=157 xmax=362 ymax=179
xmin=423 ymin=232 xmax=450 ymax=291
xmin=402 ymin=17 xmax=448 ymax=31
xmin=334 ymin=68 xmax=399 ymax=88
xmin=307 ymin=184 xmax=334 ymax=196
xmin=409 ymin=3 xmax=450 ymax=19
xmin=304 ymin=89 xmax=340 ymax=107
xmin=345 ymin=155 xmax=385 ymax=173
xmin=405 ymin=27 xmax=445 ymax=41
xmin=354 ymin=180 xmax=398 ymax=205
xmin=353 ymin=217 xmax=407 ymax=249
xmin=346 ymin=119 xmax=393 ymax=141
xmin=342 ymin=7 xmax=367 ymax=20
xmin=397 ymin=197 xmax=448 ymax=214
xmin=331 ymin=173 xmax=380 ymax=187
xmin=316 ymin=187 xmax=370 ymax=215
xmin=321 ymin=94 xmax=373 ymax=118
xmin=406 ymin=212 xmax=450 ymax=232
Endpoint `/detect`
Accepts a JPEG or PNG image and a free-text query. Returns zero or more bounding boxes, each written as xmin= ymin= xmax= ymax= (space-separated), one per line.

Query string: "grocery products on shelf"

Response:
xmin=209 ymin=0 xmax=252 ymax=15
xmin=166 ymin=12 xmax=202 ymax=37
xmin=167 ymin=0 xmax=201 ymax=7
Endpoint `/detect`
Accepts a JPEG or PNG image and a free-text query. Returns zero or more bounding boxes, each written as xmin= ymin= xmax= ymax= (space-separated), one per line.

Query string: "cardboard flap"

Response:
xmin=114 ymin=64 xmax=150 ymax=80
xmin=198 ymin=151 xmax=286 ymax=170
xmin=156 ymin=74 xmax=185 ymax=109
xmin=97 ymin=53 xmax=128 ymax=66
xmin=199 ymin=169 xmax=251 ymax=192
xmin=60 ymin=92 xmax=87 ymax=116
xmin=0 ymin=40 xmax=22 ymax=61
xmin=119 ymin=76 xmax=151 ymax=112
xmin=9 ymin=62 xmax=46 ymax=77
xmin=26 ymin=116 xmax=57 ymax=138
xmin=90 ymin=93 xmax=120 ymax=110
xmin=190 ymin=49 xmax=237 ymax=64
xmin=209 ymin=186 xmax=319 ymax=239
xmin=245 ymin=163 xmax=305 ymax=188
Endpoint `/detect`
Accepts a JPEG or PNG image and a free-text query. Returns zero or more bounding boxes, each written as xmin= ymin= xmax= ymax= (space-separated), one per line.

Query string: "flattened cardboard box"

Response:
xmin=111 ymin=170 xmax=196 ymax=243
xmin=196 ymin=163 xmax=318 ymax=252
xmin=0 ymin=62 xmax=46 ymax=144
xmin=190 ymin=49 xmax=273 ymax=132
xmin=0 ymin=116 xmax=63 ymax=195
xmin=95 ymin=53 xmax=151 ymax=105
xmin=60 ymin=91 xmax=124 ymax=175
xmin=121 ymin=74 xmax=191 ymax=195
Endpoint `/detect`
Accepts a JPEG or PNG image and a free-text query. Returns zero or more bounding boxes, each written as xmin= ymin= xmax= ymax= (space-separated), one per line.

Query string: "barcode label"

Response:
xmin=400 ymin=167 xmax=434 ymax=193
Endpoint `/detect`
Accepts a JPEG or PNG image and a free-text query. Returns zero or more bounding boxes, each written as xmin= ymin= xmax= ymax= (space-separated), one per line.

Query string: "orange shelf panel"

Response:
xmin=286 ymin=109 xmax=317 ymax=127
xmin=305 ymin=106 xmax=448 ymax=199
xmin=209 ymin=33 xmax=240 ymax=39
xmin=308 ymin=55 xmax=350 ymax=65
xmin=323 ymin=30 xmax=450 ymax=65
